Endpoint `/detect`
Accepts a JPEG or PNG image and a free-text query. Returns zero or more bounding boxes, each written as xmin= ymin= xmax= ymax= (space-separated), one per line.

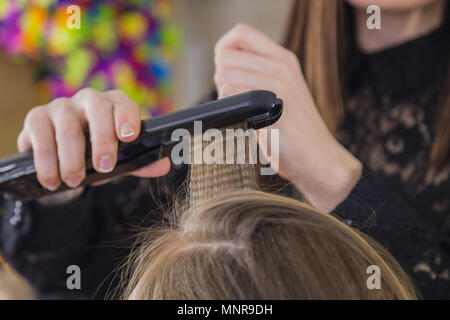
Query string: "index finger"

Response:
xmin=105 ymin=90 xmax=142 ymax=143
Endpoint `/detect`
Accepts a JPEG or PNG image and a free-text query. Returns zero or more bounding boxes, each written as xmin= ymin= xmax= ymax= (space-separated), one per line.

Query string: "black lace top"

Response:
xmin=336 ymin=22 xmax=450 ymax=299
xmin=1 ymin=22 xmax=449 ymax=299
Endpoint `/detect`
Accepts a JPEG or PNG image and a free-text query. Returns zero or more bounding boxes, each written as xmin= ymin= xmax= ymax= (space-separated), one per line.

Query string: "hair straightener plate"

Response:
xmin=0 ymin=90 xmax=283 ymax=201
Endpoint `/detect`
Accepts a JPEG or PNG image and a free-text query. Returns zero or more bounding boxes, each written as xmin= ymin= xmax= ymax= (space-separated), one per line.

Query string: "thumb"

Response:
xmin=131 ymin=157 xmax=171 ymax=178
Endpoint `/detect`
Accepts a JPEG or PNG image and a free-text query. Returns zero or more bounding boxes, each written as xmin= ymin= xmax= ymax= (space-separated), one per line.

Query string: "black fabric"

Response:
xmin=336 ymin=15 xmax=450 ymax=299
xmin=346 ymin=20 xmax=449 ymax=101
xmin=1 ymin=15 xmax=449 ymax=299
xmin=333 ymin=168 xmax=449 ymax=299
xmin=1 ymin=165 xmax=188 ymax=299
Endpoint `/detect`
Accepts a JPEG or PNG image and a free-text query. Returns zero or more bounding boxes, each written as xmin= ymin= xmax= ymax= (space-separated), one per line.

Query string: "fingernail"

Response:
xmin=99 ymin=154 xmax=114 ymax=173
xmin=46 ymin=181 xmax=59 ymax=191
xmin=120 ymin=122 xmax=135 ymax=138
xmin=66 ymin=177 xmax=81 ymax=188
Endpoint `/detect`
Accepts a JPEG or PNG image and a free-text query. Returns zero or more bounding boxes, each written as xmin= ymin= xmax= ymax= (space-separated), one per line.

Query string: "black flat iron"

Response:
xmin=0 ymin=90 xmax=282 ymax=201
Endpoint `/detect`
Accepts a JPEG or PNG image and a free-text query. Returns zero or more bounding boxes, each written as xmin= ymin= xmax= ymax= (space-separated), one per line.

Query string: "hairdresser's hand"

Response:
xmin=17 ymin=88 xmax=171 ymax=203
xmin=214 ymin=24 xmax=362 ymax=212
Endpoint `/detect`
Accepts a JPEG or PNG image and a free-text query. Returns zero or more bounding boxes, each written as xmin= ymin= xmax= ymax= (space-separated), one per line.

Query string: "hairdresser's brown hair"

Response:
xmin=284 ymin=0 xmax=450 ymax=173
xmin=119 ymin=126 xmax=417 ymax=300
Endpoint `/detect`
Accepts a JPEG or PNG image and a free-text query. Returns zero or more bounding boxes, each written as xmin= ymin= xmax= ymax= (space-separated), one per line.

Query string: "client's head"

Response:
xmin=120 ymin=125 xmax=416 ymax=300
xmin=122 ymin=190 xmax=416 ymax=300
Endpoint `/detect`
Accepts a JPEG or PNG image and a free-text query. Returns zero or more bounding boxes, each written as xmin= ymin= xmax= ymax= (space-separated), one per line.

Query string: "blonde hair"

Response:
xmin=119 ymin=125 xmax=417 ymax=300
xmin=0 ymin=258 xmax=34 ymax=300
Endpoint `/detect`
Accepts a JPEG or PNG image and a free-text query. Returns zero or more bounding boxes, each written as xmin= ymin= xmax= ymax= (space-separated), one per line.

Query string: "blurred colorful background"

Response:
xmin=0 ymin=0 xmax=291 ymax=157
xmin=0 ymin=0 xmax=181 ymax=116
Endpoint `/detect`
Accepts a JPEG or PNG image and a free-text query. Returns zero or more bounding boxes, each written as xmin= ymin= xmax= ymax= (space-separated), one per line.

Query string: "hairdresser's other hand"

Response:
xmin=214 ymin=24 xmax=362 ymax=212
xmin=17 ymin=88 xmax=171 ymax=202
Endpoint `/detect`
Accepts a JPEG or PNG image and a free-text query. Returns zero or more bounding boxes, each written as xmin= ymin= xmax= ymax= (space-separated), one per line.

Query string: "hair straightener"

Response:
xmin=0 ymin=90 xmax=283 ymax=201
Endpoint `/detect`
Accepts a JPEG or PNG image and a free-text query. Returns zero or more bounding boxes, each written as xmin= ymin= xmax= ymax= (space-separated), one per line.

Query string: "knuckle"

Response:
xmin=232 ymin=23 xmax=254 ymax=39
xmin=230 ymin=26 xmax=241 ymax=39
xmin=75 ymin=87 xmax=97 ymax=100
xmin=114 ymin=97 xmax=140 ymax=114
xmin=215 ymin=23 xmax=247 ymax=53
xmin=107 ymin=89 xmax=123 ymax=99
xmin=106 ymin=89 xmax=123 ymax=95
xmin=106 ymin=89 xmax=126 ymax=99
xmin=49 ymin=97 xmax=70 ymax=107
xmin=24 ymin=105 xmax=46 ymax=127
xmin=87 ymin=96 xmax=112 ymax=111
xmin=233 ymin=23 xmax=248 ymax=34
xmin=75 ymin=88 xmax=110 ymax=111
xmin=48 ymin=98 xmax=71 ymax=114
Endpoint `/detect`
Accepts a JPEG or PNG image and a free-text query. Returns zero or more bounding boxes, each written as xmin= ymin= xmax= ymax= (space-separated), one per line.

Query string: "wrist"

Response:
xmin=291 ymin=144 xmax=362 ymax=213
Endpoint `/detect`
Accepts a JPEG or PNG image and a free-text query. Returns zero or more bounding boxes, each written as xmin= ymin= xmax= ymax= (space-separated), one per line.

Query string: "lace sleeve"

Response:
xmin=333 ymin=166 xmax=450 ymax=298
